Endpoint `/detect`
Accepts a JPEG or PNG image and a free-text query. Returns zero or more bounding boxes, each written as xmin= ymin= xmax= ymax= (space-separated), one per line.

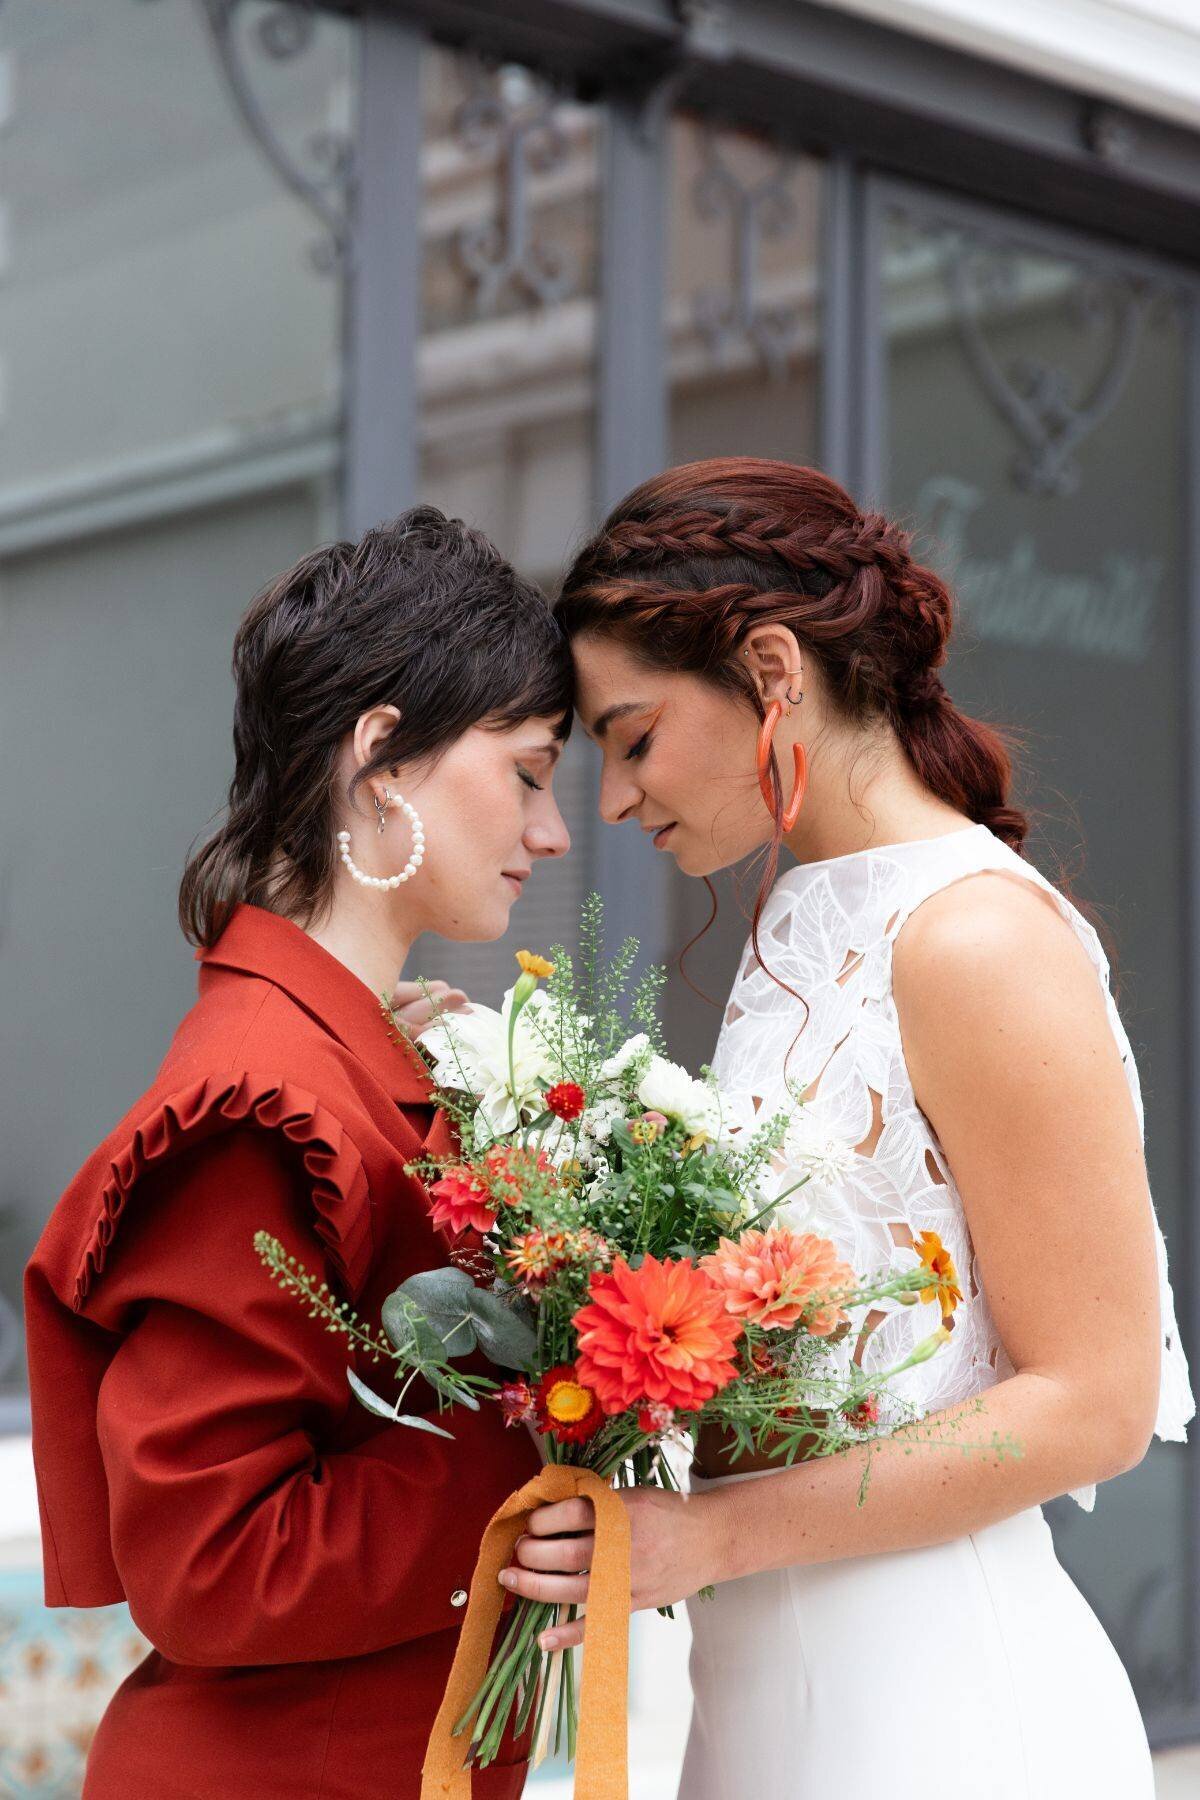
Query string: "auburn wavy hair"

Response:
xmin=555 ymin=456 xmax=1114 ymax=1008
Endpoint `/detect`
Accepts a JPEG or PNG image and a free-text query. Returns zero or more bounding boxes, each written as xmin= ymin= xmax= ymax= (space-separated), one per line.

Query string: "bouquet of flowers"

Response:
xmin=255 ymin=897 xmax=1018 ymax=1778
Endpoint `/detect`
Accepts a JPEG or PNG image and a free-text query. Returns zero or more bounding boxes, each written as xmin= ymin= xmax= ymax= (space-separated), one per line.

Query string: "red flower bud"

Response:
xmin=544 ymin=1081 xmax=587 ymax=1122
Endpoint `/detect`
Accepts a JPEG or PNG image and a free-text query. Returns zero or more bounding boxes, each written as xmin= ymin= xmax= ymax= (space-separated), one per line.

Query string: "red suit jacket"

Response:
xmin=24 ymin=904 xmax=542 ymax=1798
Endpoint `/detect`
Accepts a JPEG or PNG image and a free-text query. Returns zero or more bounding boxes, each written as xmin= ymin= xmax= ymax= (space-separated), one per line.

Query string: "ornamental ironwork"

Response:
xmin=891 ymin=205 xmax=1176 ymax=499
xmin=451 ymin=57 xmax=575 ymax=316
xmin=140 ymin=0 xmax=353 ymax=272
xmin=691 ymin=125 xmax=805 ymax=383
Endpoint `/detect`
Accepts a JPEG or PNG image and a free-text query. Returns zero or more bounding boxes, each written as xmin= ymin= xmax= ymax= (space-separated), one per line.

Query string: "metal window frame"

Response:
xmin=862 ymin=167 xmax=1200 ymax=1747
xmin=1174 ymin=279 xmax=1200 ymax=1751
xmin=341 ymin=0 xmax=1200 ymax=518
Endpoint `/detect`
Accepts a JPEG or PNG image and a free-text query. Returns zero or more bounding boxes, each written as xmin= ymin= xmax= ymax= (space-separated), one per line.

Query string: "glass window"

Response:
xmin=0 ymin=0 xmax=355 ymax=1410
xmin=410 ymin=43 xmax=601 ymax=1008
xmin=1 ymin=0 xmax=350 ymax=500
xmin=877 ymin=184 xmax=1193 ymax=1718
xmin=663 ymin=118 xmax=824 ymax=1064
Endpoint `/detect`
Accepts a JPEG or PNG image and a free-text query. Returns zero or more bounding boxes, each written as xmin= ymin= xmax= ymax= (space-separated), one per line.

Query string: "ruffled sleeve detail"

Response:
xmin=72 ymin=1072 xmax=373 ymax=1313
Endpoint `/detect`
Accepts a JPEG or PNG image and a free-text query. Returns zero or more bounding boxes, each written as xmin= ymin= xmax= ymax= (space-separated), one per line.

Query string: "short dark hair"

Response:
xmin=180 ymin=506 xmax=573 ymax=948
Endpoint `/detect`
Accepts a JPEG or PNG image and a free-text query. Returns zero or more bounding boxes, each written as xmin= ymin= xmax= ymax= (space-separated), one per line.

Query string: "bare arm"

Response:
xmin=506 ymin=872 xmax=1164 ymax=1643
xmin=704 ymin=871 xmax=1163 ymax=1578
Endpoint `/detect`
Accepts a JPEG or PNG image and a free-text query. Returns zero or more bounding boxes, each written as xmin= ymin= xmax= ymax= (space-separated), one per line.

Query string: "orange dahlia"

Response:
xmin=504 ymin=1228 xmax=571 ymax=1289
xmin=914 ymin=1229 xmax=963 ymax=1320
xmin=533 ymin=1364 xmax=604 ymax=1444
xmin=428 ymin=1167 xmax=497 ymax=1236
xmin=700 ymin=1227 xmax=857 ymax=1335
xmin=504 ymin=1225 xmax=612 ymax=1290
xmin=573 ymin=1253 xmax=743 ymax=1414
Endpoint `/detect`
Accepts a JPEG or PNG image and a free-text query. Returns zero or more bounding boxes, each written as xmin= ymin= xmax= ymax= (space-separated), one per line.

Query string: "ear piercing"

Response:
xmin=337 ymin=788 xmax=426 ymax=890
xmin=743 ymin=649 xmax=804 ymax=709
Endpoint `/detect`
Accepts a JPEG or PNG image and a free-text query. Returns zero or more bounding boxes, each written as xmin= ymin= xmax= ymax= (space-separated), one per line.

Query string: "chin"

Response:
xmin=676 ymin=838 xmax=750 ymax=879
xmin=672 ymin=840 xmax=722 ymax=879
xmin=471 ymin=912 xmax=512 ymax=945
xmin=433 ymin=900 xmax=512 ymax=944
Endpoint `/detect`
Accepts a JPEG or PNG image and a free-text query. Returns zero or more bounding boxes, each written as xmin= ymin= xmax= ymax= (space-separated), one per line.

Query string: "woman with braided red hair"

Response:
xmin=497 ymin=458 xmax=1193 ymax=1796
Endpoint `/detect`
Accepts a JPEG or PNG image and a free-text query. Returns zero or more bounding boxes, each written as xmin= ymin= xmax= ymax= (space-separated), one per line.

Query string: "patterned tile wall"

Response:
xmin=0 ymin=1567 xmax=148 ymax=1799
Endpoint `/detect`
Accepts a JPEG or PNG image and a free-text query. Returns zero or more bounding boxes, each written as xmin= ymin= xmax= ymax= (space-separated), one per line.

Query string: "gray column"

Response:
xmin=343 ymin=13 xmax=424 ymax=537
xmin=819 ymin=152 xmax=866 ymax=494
xmin=591 ymin=90 xmax=673 ymax=977
xmin=1184 ymin=286 xmax=1200 ymax=1734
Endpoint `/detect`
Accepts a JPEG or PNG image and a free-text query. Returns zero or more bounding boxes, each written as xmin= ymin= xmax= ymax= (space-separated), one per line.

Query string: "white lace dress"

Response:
xmin=680 ymin=822 xmax=1194 ymax=1800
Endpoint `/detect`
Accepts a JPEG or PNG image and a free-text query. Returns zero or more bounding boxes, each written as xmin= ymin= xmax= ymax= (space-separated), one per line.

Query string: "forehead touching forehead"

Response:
xmin=571 ymin=635 xmax=661 ymax=737
xmin=478 ymin=712 xmax=568 ymax=759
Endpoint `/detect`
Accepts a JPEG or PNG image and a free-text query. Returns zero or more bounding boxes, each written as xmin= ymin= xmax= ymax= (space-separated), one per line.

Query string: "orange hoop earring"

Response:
xmin=756 ymin=700 xmax=808 ymax=831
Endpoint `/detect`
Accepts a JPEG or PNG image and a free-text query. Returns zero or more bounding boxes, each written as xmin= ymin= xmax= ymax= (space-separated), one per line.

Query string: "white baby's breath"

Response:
xmin=580 ymin=1096 xmax=623 ymax=1146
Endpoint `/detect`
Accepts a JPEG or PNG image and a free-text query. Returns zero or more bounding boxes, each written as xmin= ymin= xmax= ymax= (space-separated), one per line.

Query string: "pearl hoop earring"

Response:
xmin=336 ymin=788 xmax=425 ymax=890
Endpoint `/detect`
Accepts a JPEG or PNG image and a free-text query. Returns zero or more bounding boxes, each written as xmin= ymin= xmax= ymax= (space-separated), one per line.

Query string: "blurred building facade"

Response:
xmin=1 ymin=0 xmax=1199 ymax=1790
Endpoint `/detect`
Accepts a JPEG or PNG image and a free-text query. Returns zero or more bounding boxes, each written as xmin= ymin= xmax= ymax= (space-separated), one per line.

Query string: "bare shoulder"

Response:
xmin=891 ymin=868 xmax=1114 ymax=1086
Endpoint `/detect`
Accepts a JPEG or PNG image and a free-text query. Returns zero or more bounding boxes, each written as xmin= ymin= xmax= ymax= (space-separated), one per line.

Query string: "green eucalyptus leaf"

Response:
xmin=466 ymin=1287 xmax=539 ymax=1372
xmin=394 ymin=1412 xmax=457 ymax=1440
xmin=393 ymin=1267 xmax=538 ymax=1371
xmin=392 ymin=1268 xmax=482 ymax=1357
xmin=347 ymin=1367 xmax=402 ymax=1420
xmin=381 ymin=1290 xmax=465 ymax=1360
xmin=422 ymin=1365 xmax=481 ymax=1410
xmin=498 ymin=1283 xmax=538 ymax=1334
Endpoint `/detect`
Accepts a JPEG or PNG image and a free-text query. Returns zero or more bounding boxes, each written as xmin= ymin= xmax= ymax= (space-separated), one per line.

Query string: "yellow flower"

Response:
xmin=544 ymin=1375 xmax=595 ymax=1425
xmin=516 ymin=951 xmax=555 ymax=979
xmin=914 ymin=1229 xmax=963 ymax=1319
xmin=681 ymin=1131 xmax=711 ymax=1155
xmin=629 ymin=1118 xmax=660 ymax=1145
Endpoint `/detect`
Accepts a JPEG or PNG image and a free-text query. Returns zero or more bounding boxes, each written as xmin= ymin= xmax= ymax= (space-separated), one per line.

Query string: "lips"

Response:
xmin=643 ymin=823 xmax=677 ymax=849
xmin=502 ymin=870 xmax=530 ymax=897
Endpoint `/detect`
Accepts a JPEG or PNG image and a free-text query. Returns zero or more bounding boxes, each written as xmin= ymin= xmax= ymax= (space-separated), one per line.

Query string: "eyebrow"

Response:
xmin=526 ymin=738 xmax=563 ymax=762
xmin=588 ymin=701 xmax=648 ymax=741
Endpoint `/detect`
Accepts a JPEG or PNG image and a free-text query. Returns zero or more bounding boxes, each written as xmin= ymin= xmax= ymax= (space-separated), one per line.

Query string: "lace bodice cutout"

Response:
xmin=713 ymin=822 xmax=1195 ymax=1510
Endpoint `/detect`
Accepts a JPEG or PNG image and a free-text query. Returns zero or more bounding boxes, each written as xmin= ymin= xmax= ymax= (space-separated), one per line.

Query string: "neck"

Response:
xmin=780 ymin=727 xmax=965 ymax=865
xmin=304 ymin=888 xmax=416 ymax=1004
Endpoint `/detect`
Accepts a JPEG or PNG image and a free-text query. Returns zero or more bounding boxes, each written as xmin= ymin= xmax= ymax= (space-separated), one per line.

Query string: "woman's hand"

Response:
xmin=498 ymin=1486 xmax=723 ymax=1652
xmin=388 ymin=977 xmax=471 ymax=1036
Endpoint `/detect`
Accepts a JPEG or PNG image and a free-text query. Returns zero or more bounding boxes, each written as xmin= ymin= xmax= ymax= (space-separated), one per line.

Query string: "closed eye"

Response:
xmin=625 ymin=732 xmax=651 ymax=762
xmin=518 ymin=767 xmax=543 ymax=791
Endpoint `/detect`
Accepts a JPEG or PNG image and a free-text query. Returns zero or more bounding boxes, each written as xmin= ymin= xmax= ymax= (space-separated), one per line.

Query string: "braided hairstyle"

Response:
xmin=559 ymin=458 xmax=1026 ymax=844
xmin=556 ymin=458 xmax=1116 ymax=1010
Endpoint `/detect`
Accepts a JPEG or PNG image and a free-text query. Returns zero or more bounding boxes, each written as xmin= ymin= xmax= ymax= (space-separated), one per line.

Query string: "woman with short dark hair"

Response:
xmin=25 ymin=507 xmax=573 ymax=1798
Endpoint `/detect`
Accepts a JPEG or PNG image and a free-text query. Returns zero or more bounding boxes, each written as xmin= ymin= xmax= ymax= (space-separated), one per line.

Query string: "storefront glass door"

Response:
xmin=867 ymin=175 xmax=1198 ymax=1733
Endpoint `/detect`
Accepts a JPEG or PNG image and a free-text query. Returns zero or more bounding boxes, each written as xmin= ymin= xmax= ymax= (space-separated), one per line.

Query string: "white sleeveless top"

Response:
xmin=713 ymin=821 xmax=1195 ymax=1510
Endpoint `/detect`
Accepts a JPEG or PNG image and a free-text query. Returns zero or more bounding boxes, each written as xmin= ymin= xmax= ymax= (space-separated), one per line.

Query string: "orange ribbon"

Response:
xmin=421 ymin=1464 xmax=631 ymax=1799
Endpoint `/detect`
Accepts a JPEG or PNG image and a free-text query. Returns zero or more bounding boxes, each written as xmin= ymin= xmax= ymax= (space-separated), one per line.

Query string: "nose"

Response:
xmin=525 ymin=791 xmax=571 ymax=860
xmin=598 ymin=759 xmax=641 ymax=827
